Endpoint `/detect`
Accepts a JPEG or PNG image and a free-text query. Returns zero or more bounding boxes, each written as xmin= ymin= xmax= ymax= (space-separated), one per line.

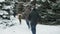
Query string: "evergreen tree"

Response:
xmin=36 ymin=0 xmax=60 ymax=25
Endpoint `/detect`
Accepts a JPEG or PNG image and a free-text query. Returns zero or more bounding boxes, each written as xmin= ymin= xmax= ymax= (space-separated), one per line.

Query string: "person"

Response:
xmin=18 ymin=14 xmax=22 ymax=24
xmin=29 ymin=8 xmax=41 ymax=34
xmin=23 ymin=5 xmax=31 ymax=28
xmin=16 ymin=3 xmax=24 ymax=24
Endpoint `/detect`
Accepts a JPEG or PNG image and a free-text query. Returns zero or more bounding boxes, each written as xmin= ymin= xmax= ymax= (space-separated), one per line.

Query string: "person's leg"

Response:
xmin=19 ymin=15 xmax=21 ymax=24
xmin=31 ymin=24 xmax=36 ymax=34
xmin=26 ymin=19 xmax=30 ymax=28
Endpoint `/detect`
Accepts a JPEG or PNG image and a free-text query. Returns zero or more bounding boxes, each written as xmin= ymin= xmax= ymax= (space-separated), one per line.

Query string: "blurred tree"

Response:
xmin=35 ymin=0 xmax=60 ymax=25
xmin=18 ymin=0 xmax=30 ymax=2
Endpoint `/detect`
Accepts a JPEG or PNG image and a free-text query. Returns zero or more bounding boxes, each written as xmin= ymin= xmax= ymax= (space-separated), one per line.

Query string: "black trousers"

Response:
xmin=30 ymin=21 xmax=37 ymax=34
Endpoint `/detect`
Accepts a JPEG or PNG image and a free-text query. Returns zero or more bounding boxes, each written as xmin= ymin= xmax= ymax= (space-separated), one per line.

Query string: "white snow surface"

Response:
xmin=0 ymin=16 xmax=60 ymax=34
xmin=0 ymin=0 xmax=5 ymax=2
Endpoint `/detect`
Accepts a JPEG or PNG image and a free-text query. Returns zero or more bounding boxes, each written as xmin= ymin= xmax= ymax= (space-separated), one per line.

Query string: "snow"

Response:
xmin=31 ymin=0 xmax=33 ymax=1
xmin=0 ymin=0 xmax=60 ymax=34
xmin=0 ymin=0 xmax=5 ymax=2
xmin=2 ymin=5 xmax=13 ymax=9
xmin=0 ymin=17 xmax=60 ymax=34
xmin=0 ymin=10 xmax=8 ymax=15
xmin=36 ymin=24 xmax=60 ymax=34
xmin=0 ymin=19 xmax=32 ymax=34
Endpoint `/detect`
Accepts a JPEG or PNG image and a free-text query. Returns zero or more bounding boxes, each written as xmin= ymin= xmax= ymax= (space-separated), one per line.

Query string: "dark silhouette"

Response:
xmin=13 ymin=10 xmax=17 ymax=17
xmin=23 ymin=5 xmax=31 ymax=28
xmin=29 ymin=8 xmax=41 ymax=34
xmin=49 ymin=0 xmax=56 ymax=3
xmin=18 ymin=14 xmax=22 ymax=24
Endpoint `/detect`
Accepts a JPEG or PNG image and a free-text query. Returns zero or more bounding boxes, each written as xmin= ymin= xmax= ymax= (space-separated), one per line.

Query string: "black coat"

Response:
xmin=29 ymin=8 xmax=41 ymax=24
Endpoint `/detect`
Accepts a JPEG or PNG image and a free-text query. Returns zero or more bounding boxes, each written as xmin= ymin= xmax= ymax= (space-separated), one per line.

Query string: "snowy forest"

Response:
xmin=0 ymin=0 xmax=60 ymax=25
xmin=0 ymin=0 xmax=60 ymax=34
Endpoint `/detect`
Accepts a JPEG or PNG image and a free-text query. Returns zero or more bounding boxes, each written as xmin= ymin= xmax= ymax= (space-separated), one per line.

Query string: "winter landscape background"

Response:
xmin=0 ymin=0 xmax=60 ymax=34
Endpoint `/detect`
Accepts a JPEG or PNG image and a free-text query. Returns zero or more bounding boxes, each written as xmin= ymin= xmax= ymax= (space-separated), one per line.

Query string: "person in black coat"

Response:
xmin=29 ymin=8 xmax=41 ymax=34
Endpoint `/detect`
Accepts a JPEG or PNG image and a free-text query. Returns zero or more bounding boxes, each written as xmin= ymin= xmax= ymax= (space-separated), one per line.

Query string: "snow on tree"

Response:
xmin=0 ymin=0 xmax=18 ymax=28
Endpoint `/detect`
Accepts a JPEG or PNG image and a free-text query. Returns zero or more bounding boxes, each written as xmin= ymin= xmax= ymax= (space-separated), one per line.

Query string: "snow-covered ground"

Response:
xmin=36 ymin=24 xmax=60 ymax=34
xmin=0 ymin=18 xmax=32 ymax=34
xmin=0 ymin=0 xmax=60 ymax=34
xmin=0 ymin=16 xmax=60 ymax=34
